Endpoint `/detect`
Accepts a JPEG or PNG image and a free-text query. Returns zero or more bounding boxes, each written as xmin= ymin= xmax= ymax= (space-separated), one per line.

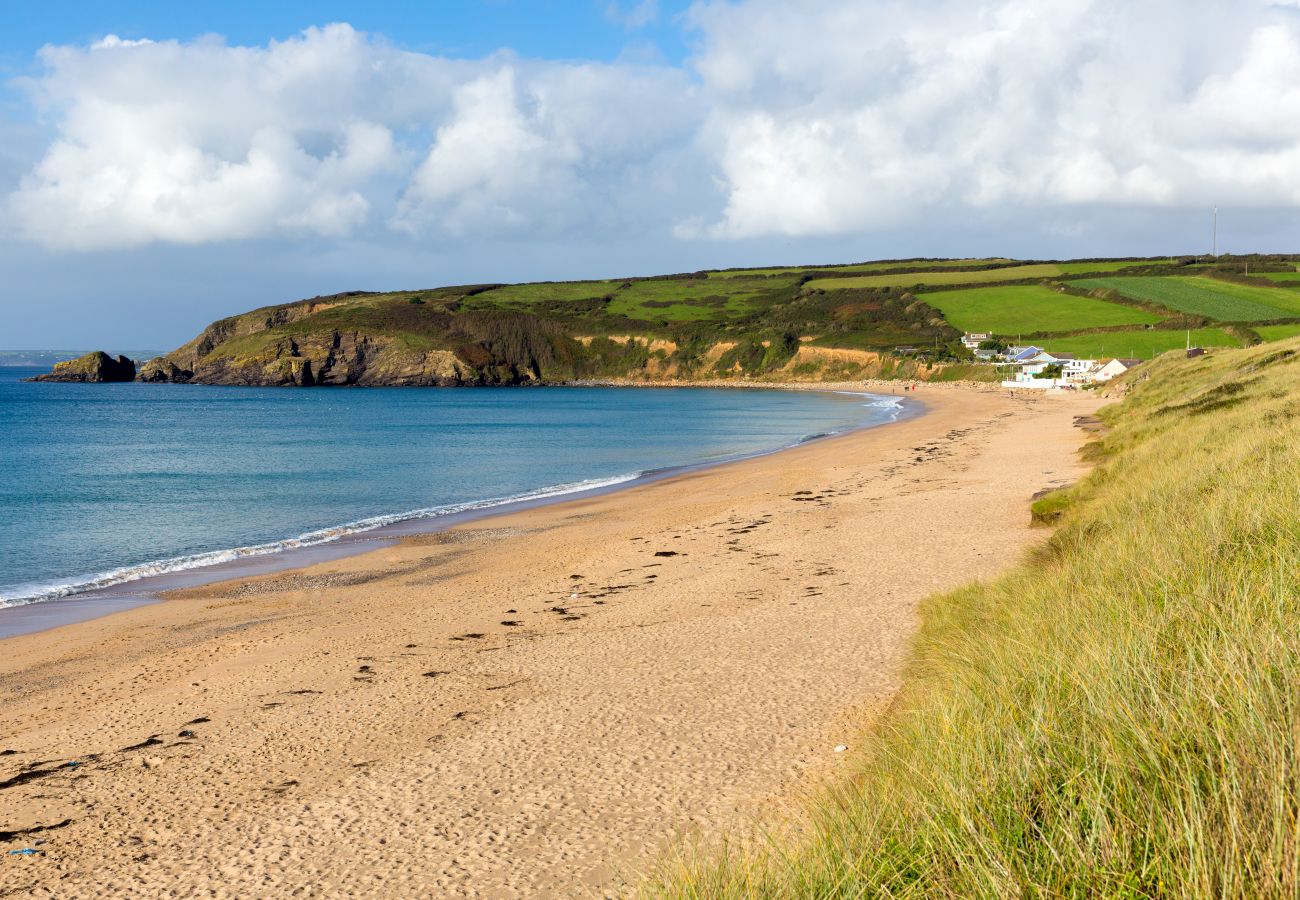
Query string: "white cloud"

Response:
xmin=606 ymin=1 xmax=661 ymax=29
xmin=396 ymin=62 xmax=699 ymax=235
xmin=9 ymin=3 xmax=1300 ymax=251
xmin=685 ymin=0 xmax=1300 ymax=237
xmin=5 ymin=24 xmax=698 ymax=250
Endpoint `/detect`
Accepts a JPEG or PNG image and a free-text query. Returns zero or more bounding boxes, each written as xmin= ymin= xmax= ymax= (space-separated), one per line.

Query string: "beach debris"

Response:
xmin=834 ymin=745 xmax=849 ymax=753
xmin=450 ymin=633 xmax=485 ymax=641
xmin=569 ymin=574 xmax=584 ymax=580
xmin=653 ymin=551 xmax=680 ymax=557
xmin=119 ymin=736 xmax=163 ymax=753
xmin=186 ymin=717 xmax=211 ymax=725
xmin=0 ymin=749 xmax=17 ymax=756
xmin=8 ymin=848 xmax=38 ymax=856
xmin=177 ymin=730 xmax=197 ymax=739
xmin=0 ymin=764 xmax=68 ymax=791
xmin=500 ymin=620 xmax=522 ymax=626
xmin=421 ymin=671 xmax=449 ymax=678
xmin=0 ymin=818 xmax=72 ymax=843
xmin=64 ymin=761 xmax=79 ymax=768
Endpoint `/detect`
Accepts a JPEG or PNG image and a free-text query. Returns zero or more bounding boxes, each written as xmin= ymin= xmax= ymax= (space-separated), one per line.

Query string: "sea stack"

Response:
xmin=26 ymin=350 xmax=137 ymax=383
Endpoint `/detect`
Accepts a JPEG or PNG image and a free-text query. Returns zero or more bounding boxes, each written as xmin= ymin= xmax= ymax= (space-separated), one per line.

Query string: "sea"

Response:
xmin=0 ymin=367 xmax=907 ymax=630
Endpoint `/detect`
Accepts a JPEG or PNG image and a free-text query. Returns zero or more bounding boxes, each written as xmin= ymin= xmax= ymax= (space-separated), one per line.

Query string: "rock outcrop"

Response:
xmin=137 ymin=357 xmax=192 ymax=383
xmin=26 ymin=351 xmax=136 ymax=383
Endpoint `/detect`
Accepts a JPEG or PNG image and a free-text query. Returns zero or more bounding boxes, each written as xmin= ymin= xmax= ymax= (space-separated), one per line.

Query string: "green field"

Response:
xmin=1055 ymin=259 xmax=1175 ymax=274
xmin=1254 ymin=322 xmax=1300 ymax=342
xmin=1039 ymin=327 xmax=1240 ymax=360
xmin=807 ymin=264 xmax=1065 ymax=291
xmin=924 ymin=285 xmax=1162 ymax=334
xmin=708 ymin=258 xmax=1011 ymax=279
xmin=1257 ymin=270 xmax=1300 ymax=282
xmin=1072 ymin=276 xmax=1300 ymax=321
xmin=467 ymin=275 xmax=794 ymax=322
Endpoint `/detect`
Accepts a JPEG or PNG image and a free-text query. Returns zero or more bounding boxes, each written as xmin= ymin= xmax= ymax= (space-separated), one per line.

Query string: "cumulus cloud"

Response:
xmin=686 ymin=0 xmax=1300 ymax=238
xmin=395 ymin=62 xmax=699 ymax=235
xmin=5 ymin=24 xmax=698 ymax=250
xmin=9 ymin=2 xmax=1300 ymax=251
xmin=605 ymin=1 xmax=662 ymax=29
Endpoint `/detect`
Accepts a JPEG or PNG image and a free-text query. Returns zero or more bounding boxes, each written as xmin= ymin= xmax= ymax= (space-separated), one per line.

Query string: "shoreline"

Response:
xmin=0 ymin=384 xmax=1099 ymax=897
xmin=0 ymin=382 xmax=917 ymax=641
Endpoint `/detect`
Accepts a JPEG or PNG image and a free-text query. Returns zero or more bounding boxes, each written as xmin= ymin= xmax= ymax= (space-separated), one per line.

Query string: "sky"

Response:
xmin=5 ymin=0 xmax=1300 ymax=349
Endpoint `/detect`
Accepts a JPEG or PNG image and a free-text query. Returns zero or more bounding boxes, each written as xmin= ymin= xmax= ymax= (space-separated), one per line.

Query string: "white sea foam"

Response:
xmin=0 ymin=396 xmax=905 ymax=611
xmin=0 ymin=473 xmax=642 ymax=609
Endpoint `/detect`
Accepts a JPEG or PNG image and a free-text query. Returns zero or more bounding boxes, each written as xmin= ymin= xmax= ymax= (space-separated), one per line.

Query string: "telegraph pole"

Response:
xmin=1213 ymin=206 xmax=1218 ymax=257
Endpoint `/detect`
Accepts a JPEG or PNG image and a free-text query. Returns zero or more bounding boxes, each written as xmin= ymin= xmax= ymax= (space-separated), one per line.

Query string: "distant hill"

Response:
xmin=0 ymin=350 xmax=161 ymax=367
xmin=120 ymin=254 xmax=1300 ymax=386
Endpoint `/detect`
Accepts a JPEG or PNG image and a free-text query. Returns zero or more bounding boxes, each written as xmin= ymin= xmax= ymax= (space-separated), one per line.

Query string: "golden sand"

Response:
xmin=0 ymin=386 xmax=1098 ymax=897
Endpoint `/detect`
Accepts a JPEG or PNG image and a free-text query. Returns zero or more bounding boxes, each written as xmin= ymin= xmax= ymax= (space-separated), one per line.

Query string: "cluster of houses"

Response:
xmin=958 ymin=332 xmax=1143 ymax=390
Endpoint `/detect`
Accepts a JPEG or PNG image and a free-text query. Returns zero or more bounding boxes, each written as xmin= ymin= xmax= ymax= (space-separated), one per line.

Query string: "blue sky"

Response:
xmin=4 ymin=0 xmax=1300 ymax=350
xmin=0 ymin=0 xmax=693 ymax=68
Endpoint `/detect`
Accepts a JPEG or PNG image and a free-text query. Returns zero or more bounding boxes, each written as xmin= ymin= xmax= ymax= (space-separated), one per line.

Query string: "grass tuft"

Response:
xmin=645 ymin=336 xmax=1300 ymax=898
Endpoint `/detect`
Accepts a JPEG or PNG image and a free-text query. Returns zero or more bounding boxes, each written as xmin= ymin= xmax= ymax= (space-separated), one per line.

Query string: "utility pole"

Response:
xmin=1213 ymin=206 xmax=1218 ymax=257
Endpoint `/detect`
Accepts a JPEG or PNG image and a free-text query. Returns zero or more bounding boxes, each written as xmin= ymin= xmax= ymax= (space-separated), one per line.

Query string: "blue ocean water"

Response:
xmin=0 ymin=369 xmax=903 ymax=608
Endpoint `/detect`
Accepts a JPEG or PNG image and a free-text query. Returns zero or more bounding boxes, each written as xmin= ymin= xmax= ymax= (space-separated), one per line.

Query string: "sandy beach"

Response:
xmin=0 ymin=385 xmax=1099 ymax=898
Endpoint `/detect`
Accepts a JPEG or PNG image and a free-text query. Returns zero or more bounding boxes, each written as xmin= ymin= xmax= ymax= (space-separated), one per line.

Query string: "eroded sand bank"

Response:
xmin=0 ymin=386 xmax=1099 ymax=898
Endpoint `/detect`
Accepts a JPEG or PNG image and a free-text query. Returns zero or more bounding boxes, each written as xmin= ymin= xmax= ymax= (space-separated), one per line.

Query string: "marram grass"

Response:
xmin=644 ymin=339 xmax=1300 ymax=898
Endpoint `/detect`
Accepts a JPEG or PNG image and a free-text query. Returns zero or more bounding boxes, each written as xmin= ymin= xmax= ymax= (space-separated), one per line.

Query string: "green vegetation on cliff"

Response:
xmin=647 ymin=337 xmax=1300 ymax=896
xmin=145 ymin=270 xmax=970 ymax=386
xmin=139 ymin=253 xmax=1300 ymax=384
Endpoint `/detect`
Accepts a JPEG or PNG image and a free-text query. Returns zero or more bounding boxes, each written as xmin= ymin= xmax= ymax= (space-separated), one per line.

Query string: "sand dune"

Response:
xmin=0 ymin=386 xmax=1097 ymax=897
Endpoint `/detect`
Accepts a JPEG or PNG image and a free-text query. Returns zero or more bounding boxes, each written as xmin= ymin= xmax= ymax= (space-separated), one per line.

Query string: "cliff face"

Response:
xmin=113 ymin=276 xmax=969 ymax=388
xmin=26 ymin=351 xmax=136 ymax=383
xmin=137 ymin=293 xmax=587 ymax=387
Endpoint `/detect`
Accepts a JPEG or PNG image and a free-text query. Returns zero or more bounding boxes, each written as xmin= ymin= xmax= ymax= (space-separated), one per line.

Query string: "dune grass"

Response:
xmin=646 ymin=337 xmax=1300 ymax=898
xmin=925 ymin=285 xmax=1162 ymax=334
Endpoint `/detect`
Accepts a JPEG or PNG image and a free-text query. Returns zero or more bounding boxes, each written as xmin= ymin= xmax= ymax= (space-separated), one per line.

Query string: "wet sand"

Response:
xmin=0 ymin=385 xmax=1099 ymax=897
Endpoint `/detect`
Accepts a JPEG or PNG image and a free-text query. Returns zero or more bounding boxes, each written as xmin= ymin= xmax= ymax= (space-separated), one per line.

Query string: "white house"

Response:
xmin=1006 ymin=345 xmax=1044 ymax=362
xmin=1003 ymin=351 xmax=1104 ymax=389
xmin=962 ymin=332 xmax=992 ymax=350
xmin=1091 ymin=358 xmax=1143 ymax=382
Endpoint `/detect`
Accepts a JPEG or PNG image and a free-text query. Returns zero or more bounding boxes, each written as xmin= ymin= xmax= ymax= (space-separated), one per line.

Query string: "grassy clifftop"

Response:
xmin=650 ymin=337 xmax=1300 ymax=896
xmin=137 ymin=253 xmax=1300 ymax=385
xmin=143 ymin=269 xmax=966 ymax=386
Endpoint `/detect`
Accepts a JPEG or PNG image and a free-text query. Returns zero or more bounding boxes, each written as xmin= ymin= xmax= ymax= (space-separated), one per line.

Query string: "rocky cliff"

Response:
xmin=67 ymin=272 xmax=969 ymax=387
xmin=26 ymin=351 xmax=137 ymax=383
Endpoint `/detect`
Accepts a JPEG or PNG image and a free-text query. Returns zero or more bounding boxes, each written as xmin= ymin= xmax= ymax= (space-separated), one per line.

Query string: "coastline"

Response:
xmin=0 ymin=384 xmax=1099 ymax=897
xmin=0 ymin=381 xmax=917 ymax=641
